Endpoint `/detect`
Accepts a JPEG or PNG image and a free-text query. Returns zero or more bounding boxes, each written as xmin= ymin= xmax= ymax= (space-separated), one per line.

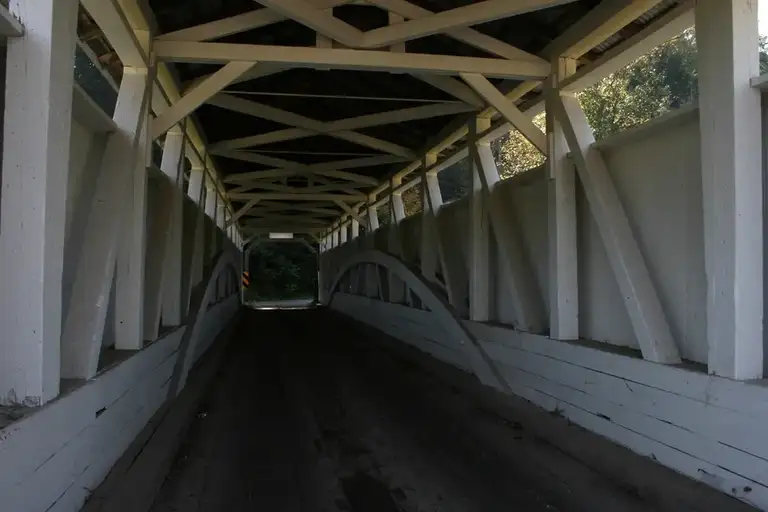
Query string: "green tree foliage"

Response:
xmin=579 ymin=28 xmax=697 ymax=141
xmin=245 ymin=241 xmax=318 ymax=301
xmin=491 ymin=113 xmax=546 ymax=179
xmin=492 ymin=28 xmax=702 ymax=178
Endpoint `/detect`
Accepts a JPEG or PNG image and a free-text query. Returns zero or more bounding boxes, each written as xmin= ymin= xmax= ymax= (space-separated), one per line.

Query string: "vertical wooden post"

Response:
xmin=160 ymin=128 xmax=185 ymax=326
xmin=550 ymin=92 xmax=680 ymax=363
xmin=698 ymin=0 xmax=763 ymax=378
xmin=388 ymin=176 xmax=406 ymax=303
xmin=0 ymin=0 xmax=79 ymax=403
xmin=204 ymin=176 xmax=217 ymax=262
xmin=468 ymin=118 xmax=491 ymax=321
xmin=114 ymin=67 xmax=153 ymax=350
xmin=547 ymin=57 xmax=579 ymax=340
xmin=366 ymin=201 xmax=380 ymax=298
xmin=187 ymin=166 xmax=206 ymax=310
xmin=421 ymin=155 xmax=438 ymax=284
xmin=340 ymin=222 xmax=348 ymax=244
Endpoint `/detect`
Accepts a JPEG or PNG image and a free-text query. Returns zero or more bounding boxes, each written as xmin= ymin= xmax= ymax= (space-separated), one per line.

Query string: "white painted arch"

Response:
xmin=324 ymin=248 xmax=506 ymax=390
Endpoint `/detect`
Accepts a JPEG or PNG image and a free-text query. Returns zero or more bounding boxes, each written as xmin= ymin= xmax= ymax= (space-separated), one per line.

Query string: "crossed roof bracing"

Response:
xmin=80 ymin=0 xmax=684 ymax=237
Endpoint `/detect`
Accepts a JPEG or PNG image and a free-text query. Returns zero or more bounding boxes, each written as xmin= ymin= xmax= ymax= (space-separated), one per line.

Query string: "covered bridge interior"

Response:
xmin=1 ymin=0 xmax=767 ymax=511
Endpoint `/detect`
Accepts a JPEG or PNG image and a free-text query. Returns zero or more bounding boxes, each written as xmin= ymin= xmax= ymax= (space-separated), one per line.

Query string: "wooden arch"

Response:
xmin=324 ymin=249 xmax=506 ymax=390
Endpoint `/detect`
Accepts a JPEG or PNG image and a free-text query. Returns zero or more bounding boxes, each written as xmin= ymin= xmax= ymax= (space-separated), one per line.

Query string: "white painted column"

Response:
xmin=160 ymin=128 xmax=185 ymax=326
xmin=186 ymin=166 xmax=206 ymax=309
xmin=547 ymin=57 xmax=579 ymax=340
xmin=697 ymin=0 xmax=763 ymax=379
xmin=468 ymin=119 xmax=491 ymax=321
xmin=367 ymin=202 xmax=380 ymax=231
xmin=205 ymin=180 xmax=217 ymax=218
xmin=340 ymin=222 xmax=348 ymax=244
xmin=552 ymin=91 xmax=680 ymax=363
xmin=206 ymin=183 xmax=219 ymax=258
xmin=0 ymin=0 xmax=79 ymax=405
xmin=188 ymin=165 xmax=204 ymax=201
xmin=61 ymin=70 xmax=151 ymax=379
xmin=388 ymin=177 xmax=407 ymax=303
xmin=351 ymin=217 xmax=360 ymax=239
xmin=421 ymin=155 xmax=439 ymax=284
xmin=142 ymin=170 xmax=173 ymax=341
xmin=217 ymin=204 xmax=227 ymax=254
xmin=114 ymin=80 xmax=151 ymax=350
xmin=366 ymin=203 xmax=381 ymax=298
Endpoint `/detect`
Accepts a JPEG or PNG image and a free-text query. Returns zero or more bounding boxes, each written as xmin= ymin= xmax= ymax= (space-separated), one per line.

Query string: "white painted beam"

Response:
xmin=334 ymin=200 xmax=367 ymax=227
xmin=222 ymin=155 xmax=405 ymax=184
xmin=327 ymin=101 xmax=477 ymax=131
xmin=227 ymin=198 xmax=261 ymax=227
xmin=697 ymin=0 xmax=763 ymax=379
xmin=0 ymin=0 xmax=79 ymax=404
xmin=80 ymin=0 xmax=147 ymax=67
xmin=229 ymin=192 xmax=366 ymax=202
xmin=207 ymin=94 xmax=415 ymax=157
xmin=154 ymin=41 xmax=551 ymax=79
xmin=152 ymin=61 xmax=256 ymax=139
xmin=461 ymin=72 xmax=547 ymax=155
xmin=412 ymin=74 xmax=485 ymax=108
xmin=550 ymin=93 xmax=680 ymax=364
xmin=209 ymin=99 xmax=470 ymax=153
xmin=212 ymin=128 xmax=315 ymax=152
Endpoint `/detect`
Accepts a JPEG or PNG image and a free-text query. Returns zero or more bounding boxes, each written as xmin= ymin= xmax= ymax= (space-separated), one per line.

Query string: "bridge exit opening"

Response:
xmin=243 ymin=236 xmax=318 ymax=308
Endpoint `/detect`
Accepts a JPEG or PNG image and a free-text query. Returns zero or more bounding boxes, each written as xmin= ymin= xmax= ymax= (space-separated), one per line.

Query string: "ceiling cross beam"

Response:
xmin=221 ymin=154 xmax=406 ymax=184
xmin=209 ymin=94 xmax=475 ymax=153
xmin=255 ymin=0 xmax=577 ymax=52
xmin=153 ymin=42 xmax=551 ymax=80
xmin=208 ymin=93 xmax=416 ymax=158
xmin=461 ymin=73 xmax=547 ymax=155
xmin=152 ymin=61 xmax=256 ymax=139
